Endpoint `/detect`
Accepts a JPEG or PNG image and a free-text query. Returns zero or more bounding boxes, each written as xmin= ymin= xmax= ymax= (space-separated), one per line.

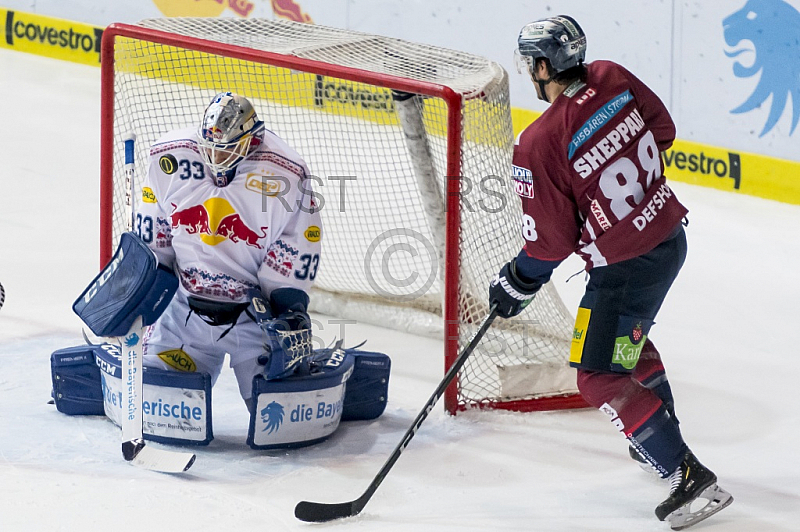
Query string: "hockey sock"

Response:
xmin=627 ymin=405 xmax=687 ymax=478
xmin=577 ymin=369 xmax=688 ymax=478
xmin=632 ymin=340 xmax=678 ymax=423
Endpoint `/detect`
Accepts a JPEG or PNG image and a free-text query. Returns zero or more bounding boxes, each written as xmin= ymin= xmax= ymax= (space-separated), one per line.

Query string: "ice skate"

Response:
xmin=655 ymin=452 xmax=733 ymax=530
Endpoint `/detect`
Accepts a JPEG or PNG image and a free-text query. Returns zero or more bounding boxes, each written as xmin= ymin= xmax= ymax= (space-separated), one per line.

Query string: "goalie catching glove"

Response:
xmin=249 ymin=287 xmax=313 ymax=380
xmin=489 ymin=259 xmax=542 ymax=318
xmin=245 ymin=289 xmax=391 ymax=449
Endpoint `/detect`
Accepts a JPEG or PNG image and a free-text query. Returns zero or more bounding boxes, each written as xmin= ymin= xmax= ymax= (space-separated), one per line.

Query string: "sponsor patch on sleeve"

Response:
xmin=512 ymin=165 xmax=534 ymax=198
xmin=142 ymin=187 xmax=157 ymax=204
xmin=159 ymin=154 xmax=178 ymax=175
xmin=304 ymin=226 xmax=321 ymax=242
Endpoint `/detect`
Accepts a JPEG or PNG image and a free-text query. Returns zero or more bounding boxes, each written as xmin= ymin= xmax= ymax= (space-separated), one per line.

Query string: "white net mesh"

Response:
xmin=105 ymin=18 xmax=580 ymax=412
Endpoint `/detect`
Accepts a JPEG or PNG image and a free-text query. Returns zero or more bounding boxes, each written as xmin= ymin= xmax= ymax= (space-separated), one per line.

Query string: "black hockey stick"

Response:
xmin=294 ymin=305 xmax=499 ymax=522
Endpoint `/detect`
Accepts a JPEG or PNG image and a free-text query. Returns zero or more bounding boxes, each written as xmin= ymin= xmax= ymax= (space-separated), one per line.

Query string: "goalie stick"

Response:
xmin=294 ymin=305 xmax=499 ymax=522
xmin=120 ymin=134 xmax=195 ymax=473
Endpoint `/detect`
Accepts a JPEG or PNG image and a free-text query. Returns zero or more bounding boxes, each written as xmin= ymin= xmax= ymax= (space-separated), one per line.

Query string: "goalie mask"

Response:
xmin=198 ymin=92 xmax=265 ymax=185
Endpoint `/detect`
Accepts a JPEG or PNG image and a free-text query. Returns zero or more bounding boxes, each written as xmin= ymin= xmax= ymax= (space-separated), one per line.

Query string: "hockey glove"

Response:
xmin=489 ymin=259 xmax=541 ymax=319
xmin=251 ymin=288 xmax=313 ymax=379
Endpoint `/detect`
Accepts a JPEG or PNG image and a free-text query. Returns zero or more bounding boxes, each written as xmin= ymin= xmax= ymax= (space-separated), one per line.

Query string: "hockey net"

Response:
xmin=100 ymin=19 xmax=587 ymax=414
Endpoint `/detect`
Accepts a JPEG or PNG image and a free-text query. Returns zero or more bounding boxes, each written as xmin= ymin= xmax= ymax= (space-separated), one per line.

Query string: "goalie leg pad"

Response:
xmin=341 ymin=349 xmax=391 ymax=421
xmin=247 ymin=353 xmax=355 ymax=450
xmin=94 ymin=342 xmax=213 ymax=445
xmin=51 ymin=346 xmax=105 ymax=415
xmin=50 ymin=342 xmax=214 ymax=445
xmin=310 ymin=344 xmax=391 ymax=421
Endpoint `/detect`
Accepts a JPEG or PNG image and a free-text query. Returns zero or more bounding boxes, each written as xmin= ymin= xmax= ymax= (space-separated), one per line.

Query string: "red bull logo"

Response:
xmin=270 ymin=0 xmax=313 ymax=23
xmin=205 ymin=126 xmax=224 ymax=142
xmin=170 ymin=198 xmax=268 ymax=249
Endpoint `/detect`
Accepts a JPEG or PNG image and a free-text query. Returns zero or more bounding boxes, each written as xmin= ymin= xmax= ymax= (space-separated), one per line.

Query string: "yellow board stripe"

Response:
xmin=5 ymin=9 xmax=798 ymax=206
xmin=0 ymin=9 xmax=102 ymax=65
xmin=665 ymin=138 xmax=800 ymax=206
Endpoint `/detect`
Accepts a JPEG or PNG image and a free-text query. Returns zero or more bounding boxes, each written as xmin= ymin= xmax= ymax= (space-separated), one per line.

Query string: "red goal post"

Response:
xmin=99 ymin=19 xmax=587 ymax=414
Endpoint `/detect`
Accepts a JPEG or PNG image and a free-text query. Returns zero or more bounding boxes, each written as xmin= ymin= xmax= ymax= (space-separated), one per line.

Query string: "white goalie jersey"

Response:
xmin=135 ymin=127 xmax=322 ymax=303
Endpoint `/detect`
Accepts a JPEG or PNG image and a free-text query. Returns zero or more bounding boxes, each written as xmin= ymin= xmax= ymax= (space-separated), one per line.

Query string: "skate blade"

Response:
xmin=668 ymin=483 xmax=733 ymax=530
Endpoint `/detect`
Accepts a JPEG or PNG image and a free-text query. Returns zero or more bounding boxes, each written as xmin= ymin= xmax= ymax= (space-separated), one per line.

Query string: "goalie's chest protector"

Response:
xmin=153 ymin=140 xmax=306 ymax=295
xmin=165 ymin=171 xmax=278 ymax=278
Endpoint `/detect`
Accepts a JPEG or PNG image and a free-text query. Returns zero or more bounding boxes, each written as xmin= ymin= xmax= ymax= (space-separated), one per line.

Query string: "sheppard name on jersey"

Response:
xmin=573 ymin=108 xmax=645 ymax=178
xmin=512 ymin=165 xmax=534 ymax=198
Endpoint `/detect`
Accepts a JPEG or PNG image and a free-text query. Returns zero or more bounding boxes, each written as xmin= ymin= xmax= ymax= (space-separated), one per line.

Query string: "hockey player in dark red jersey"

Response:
xmin=488 ymin=15 xmax=733 ymax=530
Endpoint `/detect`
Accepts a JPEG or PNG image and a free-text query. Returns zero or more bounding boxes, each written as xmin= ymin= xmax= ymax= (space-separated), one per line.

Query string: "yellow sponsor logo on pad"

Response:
xmin=569 ymin=307 xmax=591 ymax=364
xmin=158 ymin=349 xmax=196 ymax=372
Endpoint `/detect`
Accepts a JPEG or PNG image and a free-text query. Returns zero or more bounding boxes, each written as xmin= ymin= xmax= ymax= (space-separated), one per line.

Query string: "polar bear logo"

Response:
xmin=723 ymin=0 xmax=800 ymax=136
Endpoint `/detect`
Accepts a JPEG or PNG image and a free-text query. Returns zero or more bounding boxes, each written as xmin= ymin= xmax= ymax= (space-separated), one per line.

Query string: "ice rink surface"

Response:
xmin=1 ymin=49 xmax=799 ymax=531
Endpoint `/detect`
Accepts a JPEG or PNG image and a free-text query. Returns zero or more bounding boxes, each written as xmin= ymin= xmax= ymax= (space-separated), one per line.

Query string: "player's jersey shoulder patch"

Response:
xmin=304 ymin=226 xmax=321 ymax=242
xmin=158 ymin=154 xmax=178 ymax=175
xmin=244 ymin=173 xmax=287 ymax=197
xmin=512 ymin=164 xmax=533 ymax=178
xmin=142 ymin=186 xmax=158 ymax=203
xmin=512 ymin=165 xmax=534 ymax=199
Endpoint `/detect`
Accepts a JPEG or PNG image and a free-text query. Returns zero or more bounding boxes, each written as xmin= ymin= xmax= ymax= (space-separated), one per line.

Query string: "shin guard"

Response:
xmin=632 ymin=340 xmax=678 ymax=422
xmin=577 ymin=369 xmax=687 ymax=477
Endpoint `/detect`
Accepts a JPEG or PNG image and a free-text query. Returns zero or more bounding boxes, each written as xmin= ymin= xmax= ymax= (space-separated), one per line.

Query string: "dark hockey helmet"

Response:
xmin=198 ymin=92 xmax=265 ymax=181
xmin=516 ymin=15 xmax=587 ymax=74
